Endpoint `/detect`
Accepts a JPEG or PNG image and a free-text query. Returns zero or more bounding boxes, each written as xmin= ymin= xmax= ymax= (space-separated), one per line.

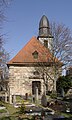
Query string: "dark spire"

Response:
xmin=38 ymin=15 xmax=50 ymax=37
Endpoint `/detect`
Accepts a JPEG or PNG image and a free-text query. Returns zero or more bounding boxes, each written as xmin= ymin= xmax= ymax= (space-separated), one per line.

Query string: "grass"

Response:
xmin=0 ymin=116 xmax=16 ymax=120
xmin=0 ymin=100 xmax=33 ymax=119
xmin=0 ymin=101 xmax=18 ymax=115
xmin=61 ymin=112 xmax=72 ymax=118
xmin=16 ymin=95 xmax=32 ymax=104
xmin=0 ymin=96 xmax=72 ymax=119
xmin=16 ymin=95 xmax=23 ymax=103
xmin=0 ymin=116 xmax=31 ymax=120
xmin=0 ymin=109 xmax=7 ymax=113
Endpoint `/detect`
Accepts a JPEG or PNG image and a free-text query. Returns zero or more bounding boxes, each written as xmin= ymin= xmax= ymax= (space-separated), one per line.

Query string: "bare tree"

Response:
xmin=0 ymin=0 xmax=12 ymax=25
xmin=0 ymin=0 xmax=11 ymax=92
xmin=50 ymin=22 xmax=72 ymax=92
xmin=50 ymin=22 xmax=72 ymax=66
xmin=0 ymin=0 xmax=11 ymax=76
xmin=34 ymin=22 xmax=72 ymax=93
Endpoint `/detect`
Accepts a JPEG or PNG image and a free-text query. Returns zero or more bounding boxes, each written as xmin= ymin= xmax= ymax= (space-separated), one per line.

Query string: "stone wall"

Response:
xmin=9 ymin=66 xmax=53 ymax=95
xmin=8 ymin=65 xmax=61 ymax=96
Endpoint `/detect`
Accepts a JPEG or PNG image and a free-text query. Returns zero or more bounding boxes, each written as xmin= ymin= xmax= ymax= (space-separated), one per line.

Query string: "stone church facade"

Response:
xmin=7 ymin=15 xmax=62 ymax=103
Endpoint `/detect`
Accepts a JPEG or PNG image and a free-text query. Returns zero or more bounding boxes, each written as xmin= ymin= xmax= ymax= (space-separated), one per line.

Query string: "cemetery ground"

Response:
xmin=0 ymin=94 xmax=72 ymax=120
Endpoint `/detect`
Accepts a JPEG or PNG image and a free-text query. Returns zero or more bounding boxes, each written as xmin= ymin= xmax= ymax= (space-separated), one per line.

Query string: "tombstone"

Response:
xmin=25 ymin=93 xmax=28 ymax=100
xmin=9 ymin=94 xmax=12 ymax=104
xmin=61 ymin=88 xmax=64 ymax=97
xmin=9 ymin=88 xmax=12 ymax=104
xmin=32 ymin=96 xmax=35 ymax=103
xmin=5 ymin=92 xmax=7 ymax=103
xmin=41 ymin=93 xmax=47 ymax=107
xmin=13 ymin=95 xmax=16 ymax=105
xmin=35 ymin=87 xmax=38 ymax=104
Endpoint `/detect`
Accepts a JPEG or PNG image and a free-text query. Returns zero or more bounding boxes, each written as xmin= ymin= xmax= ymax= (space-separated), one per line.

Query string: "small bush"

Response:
xmin=20 ymin=103 xmax=26 ymax=114
xmin=50 ymin=92 xmax=57 ymax=99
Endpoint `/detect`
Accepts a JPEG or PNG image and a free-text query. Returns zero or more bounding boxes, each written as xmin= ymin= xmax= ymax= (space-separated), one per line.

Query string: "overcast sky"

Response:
xmin=2 ymin=0 xmax=72 ymax=59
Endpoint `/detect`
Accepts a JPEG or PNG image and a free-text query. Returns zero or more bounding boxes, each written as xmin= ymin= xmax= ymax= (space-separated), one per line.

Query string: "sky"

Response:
xmin=2 ymin=0 xmax=72 ymax=60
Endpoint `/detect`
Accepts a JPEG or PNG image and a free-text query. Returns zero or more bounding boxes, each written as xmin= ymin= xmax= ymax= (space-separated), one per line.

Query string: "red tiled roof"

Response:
xmin=7 ymin=37 xmax=56 ymax=66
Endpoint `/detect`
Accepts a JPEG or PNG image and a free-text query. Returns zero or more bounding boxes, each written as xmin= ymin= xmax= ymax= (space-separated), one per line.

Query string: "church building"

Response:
xmin=7 ymin=15 xmax=61 ymax=103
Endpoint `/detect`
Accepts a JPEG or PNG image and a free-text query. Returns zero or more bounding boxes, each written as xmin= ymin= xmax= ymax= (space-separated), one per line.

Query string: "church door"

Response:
xmin=32 ymin=81 xmax=41 ymax=95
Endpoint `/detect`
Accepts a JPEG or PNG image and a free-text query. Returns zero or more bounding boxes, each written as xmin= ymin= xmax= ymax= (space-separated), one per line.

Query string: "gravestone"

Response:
xmin=41 ymin=92 xmax=47 ymax=107
xmin=25 ymin=93 xmax=28 ymax=100
xmin=13 ymin=95 xmax=16 ymax=105
xmin=61 ymin=88 xmax=64 ymax=97
xmin=35 ymin=87 xmax=38 ymax=104
xmin=5 ymin=92 xmax=7 ymax=103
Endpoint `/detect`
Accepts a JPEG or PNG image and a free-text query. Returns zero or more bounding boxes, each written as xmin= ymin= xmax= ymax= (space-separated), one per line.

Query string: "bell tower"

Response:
xmin=38 ymin=15 xmax=53 ymax=51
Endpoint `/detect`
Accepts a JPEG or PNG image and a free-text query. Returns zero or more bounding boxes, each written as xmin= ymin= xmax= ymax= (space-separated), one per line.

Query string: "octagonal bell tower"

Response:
xmin=38 ymin=15 xmax=53 ymax=51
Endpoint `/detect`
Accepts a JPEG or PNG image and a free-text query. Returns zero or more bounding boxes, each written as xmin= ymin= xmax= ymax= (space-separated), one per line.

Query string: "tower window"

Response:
xmin=32 ymin=51 xmax=38 ymax=59
xmin=44 ymin=40 xmax=48 ymax=48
